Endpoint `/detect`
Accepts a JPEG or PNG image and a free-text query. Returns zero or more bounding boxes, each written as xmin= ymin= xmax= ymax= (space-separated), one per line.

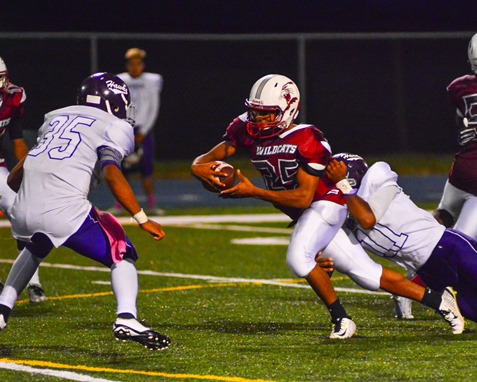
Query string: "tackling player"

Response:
xmin=0 ymin=73 xmax=170 ymax=350
xmin=433 ymin=32 xmax=477 ymax=239
xmin=324 ymin=154 xmax=469 ymax=333
xmin=0 ymin=56 xmax=46 ymax=303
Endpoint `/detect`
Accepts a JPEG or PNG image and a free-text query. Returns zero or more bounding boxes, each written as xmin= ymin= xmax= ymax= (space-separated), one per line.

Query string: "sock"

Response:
xmin=328 ymin=298 xmax=349 ymax=323
xmin=117 ymin=313 xmax=135 ymax=319
xmin=147 ymin=194 xmax=155 ymax=209
xmin=111 ymin=259 xmax=138 ymax=318
xmin=0 ymin=248 xmax=42 ymax=309
xmin=420 ymin=288 xmax=442 ymax=310
xmin=0 ymin=304 xmax=11 ymax=322
xmin=28 ymin=268 xmax=41 ymax=286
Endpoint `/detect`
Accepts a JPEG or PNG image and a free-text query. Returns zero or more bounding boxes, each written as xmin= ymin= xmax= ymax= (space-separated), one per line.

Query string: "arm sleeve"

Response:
xmin=367 ymin=185 xmax=400 ymax=222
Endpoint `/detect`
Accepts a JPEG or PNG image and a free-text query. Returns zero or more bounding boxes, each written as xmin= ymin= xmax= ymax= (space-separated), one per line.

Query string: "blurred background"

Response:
xmin=2 ymin=0 xmax=476 ymax=164
xmin=0 ymin=0 xmax=477 ymax=160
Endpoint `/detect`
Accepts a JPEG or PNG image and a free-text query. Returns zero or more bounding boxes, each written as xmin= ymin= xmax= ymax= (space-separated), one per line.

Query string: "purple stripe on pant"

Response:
xmin=27 ymin=209 xmax=138 ymax=268
xmin=418 ymin=229 xmax=477 ymax=323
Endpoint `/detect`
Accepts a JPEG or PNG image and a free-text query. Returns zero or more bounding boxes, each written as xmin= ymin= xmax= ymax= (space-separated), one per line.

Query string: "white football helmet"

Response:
xmin=0 ymin=57 xmax=8 ymax=93
xmin=468 ymin=33 xmax=477 ymax=75
xmin=245 ymin=74 xmax=300 ymax=139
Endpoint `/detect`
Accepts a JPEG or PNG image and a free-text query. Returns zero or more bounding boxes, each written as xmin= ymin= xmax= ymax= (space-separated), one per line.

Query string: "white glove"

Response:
xmin=458 ymin=118 xmax=477 ymax=146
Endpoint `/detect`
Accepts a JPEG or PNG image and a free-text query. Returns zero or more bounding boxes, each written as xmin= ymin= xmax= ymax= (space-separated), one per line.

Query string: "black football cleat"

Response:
xmin=113 ymin=318 xmax=171 ymax=350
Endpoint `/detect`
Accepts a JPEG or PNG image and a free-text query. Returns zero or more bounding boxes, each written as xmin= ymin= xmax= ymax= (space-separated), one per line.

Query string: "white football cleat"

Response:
xmin=329 ymin=317 xmax=356 ymax=339
xmin=0 ymin=314 xmax=6 ymax=331
xmin=28 ymin=284 xmax=47 ymax=304
xmin=437 ymin=287 xmax=464 ymax=334
xmin=392 ymin=295 xmax=414 ymax=319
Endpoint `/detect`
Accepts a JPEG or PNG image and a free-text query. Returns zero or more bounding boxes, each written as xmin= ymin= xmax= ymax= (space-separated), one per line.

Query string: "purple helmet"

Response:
xmin=77 ymin=72 xmax=135 ymax=125
xmin=333 ymin=152 xmax=368 ymax=189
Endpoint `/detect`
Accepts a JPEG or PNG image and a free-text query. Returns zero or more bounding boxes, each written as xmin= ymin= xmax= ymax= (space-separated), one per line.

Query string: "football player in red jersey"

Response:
xmin=192 ymin=74 xmax=452 ymax=339
xmin=0 ymin=57 xmax=46 ymax=302
xmin=433 ymin=33 xmax=477 ymax=240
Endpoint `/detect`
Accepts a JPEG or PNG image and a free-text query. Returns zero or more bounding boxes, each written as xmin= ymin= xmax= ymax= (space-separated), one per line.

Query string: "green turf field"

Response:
xmin=0 ymin=208 xmax=475 ymax=381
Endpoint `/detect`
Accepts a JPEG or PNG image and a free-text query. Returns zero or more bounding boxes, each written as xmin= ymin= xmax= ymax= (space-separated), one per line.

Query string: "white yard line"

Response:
xmin=0 ymin=214 xmax=388 ymax=296
xmin=0 ymin=362 xmax=118 ymax=382
xmin=0 ymin=259 xmax=388 ymax=296
xmin=0 ymin=214 xmax=290 ymax=228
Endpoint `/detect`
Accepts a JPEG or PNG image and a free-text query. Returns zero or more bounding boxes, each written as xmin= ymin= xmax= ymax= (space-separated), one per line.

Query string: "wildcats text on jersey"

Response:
xmin=256 ymin=144 xmax=297 ymax=156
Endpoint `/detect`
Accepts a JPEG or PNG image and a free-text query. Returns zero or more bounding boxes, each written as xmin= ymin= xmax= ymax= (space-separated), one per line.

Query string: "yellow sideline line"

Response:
xmin=0 ymin=358 xmax=274 ymax=382
xmin=16 ymin=282 xmax=260 ymax=305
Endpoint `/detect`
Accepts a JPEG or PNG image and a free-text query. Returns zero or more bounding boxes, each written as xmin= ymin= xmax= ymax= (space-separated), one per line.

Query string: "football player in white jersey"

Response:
xmin=0 ymin=73 xmax=170 ymax=350
xmin=323 ymin=153 xmax=473 ymax=333
xmin=0 ymin=56 xmax=46 ymax=303
xmin=110 ymin=47 xmax=164 ymax=215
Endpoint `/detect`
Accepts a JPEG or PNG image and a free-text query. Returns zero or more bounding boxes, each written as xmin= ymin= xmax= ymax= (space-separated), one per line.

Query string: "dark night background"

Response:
xmin=2 ymin=1 xmax=477 ymax=161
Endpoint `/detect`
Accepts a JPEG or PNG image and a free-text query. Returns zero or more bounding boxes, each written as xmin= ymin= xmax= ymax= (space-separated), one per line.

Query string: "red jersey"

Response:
xmin=447 ymin=75 xmax=477 ymax=195
xmin=0 ymin=82 xmax=26 ymax=160
xmin=224 ymin=113 xmax=345 ymax=221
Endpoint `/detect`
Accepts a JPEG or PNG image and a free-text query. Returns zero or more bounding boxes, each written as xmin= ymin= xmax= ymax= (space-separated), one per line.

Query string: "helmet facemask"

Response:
xmin=469 ymin=33 xmax=477 ymax=75
xmin=125 ymin=101 xmax=136 ymax=127
xmin=245 ymin=102 xmax=286 ymax=139
xmin=0 ymin=57 xmax=8 ymax=94
xmin=0 ymin=72 xmax=7 ymax=94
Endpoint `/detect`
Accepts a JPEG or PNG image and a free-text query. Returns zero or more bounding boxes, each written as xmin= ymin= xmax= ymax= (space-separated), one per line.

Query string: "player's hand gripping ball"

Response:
xmin=203 ymin=161 xmax=236 ymax=193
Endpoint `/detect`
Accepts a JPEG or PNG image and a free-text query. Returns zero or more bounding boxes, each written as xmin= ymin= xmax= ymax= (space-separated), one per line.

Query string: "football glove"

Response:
xmin=458 ymin=126 xmax=477 ymax=146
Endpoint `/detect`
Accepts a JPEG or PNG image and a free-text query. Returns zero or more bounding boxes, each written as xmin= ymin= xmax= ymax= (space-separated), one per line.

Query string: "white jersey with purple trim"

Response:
xmin=11 ymin=105 xmax=134 ymax=247
xmin=117 ymin=72 xmax=163 ymax=137
xmin=352 ymin=161 xmax=445 ymax=273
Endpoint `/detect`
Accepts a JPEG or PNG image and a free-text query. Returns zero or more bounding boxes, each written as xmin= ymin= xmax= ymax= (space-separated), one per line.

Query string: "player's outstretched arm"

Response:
xmin=191 ymin=141 xmax=236 ymax=189
xmin=103 ymin=164 xmax=165 ymax=240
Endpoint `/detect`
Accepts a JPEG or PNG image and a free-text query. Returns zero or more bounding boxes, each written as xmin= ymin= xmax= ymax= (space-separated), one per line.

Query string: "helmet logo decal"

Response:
xmin=105 ymin=80 xmax=128 ymax=95
xmin=281 ymin=82 xmax=295 ymax=103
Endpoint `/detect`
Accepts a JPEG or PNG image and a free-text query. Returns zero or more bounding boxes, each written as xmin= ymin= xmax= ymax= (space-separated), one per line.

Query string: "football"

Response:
xmin=202 ymin=161 xmax=236 ymax=193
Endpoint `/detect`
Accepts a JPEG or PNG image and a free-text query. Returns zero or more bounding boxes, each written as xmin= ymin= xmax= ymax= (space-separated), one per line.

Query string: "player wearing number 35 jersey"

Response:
xmin=0 ymin=73 xmax=171 ymax=350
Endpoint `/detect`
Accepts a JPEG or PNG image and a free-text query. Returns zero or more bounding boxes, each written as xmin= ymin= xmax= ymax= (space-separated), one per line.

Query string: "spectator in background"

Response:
xmin=0 ymin=56 xmax=46 ymax=303
xmin=110 ymin=48 xmax=165 ymax=215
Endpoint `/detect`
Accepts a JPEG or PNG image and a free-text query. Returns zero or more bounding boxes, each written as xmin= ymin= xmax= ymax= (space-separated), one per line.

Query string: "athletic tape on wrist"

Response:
xmin=133 ymin=209 xmax=149 ymax=224
xmin=335 ymin=179 xmax=357 ymax=196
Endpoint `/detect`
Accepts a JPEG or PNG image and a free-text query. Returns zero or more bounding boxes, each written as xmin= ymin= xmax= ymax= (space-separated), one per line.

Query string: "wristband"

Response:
xmin=133 ymin=209 xmax=149 ymax=224
xmin=335 ymin=179 xmax=357 ymax=196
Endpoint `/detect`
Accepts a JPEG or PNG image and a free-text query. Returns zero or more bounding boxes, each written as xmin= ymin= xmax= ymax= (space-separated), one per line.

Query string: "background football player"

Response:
xmin=0 ymin=56 xmax=46 ymax=303
xmin=433 ymin=32 xmax=477 ymax=240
